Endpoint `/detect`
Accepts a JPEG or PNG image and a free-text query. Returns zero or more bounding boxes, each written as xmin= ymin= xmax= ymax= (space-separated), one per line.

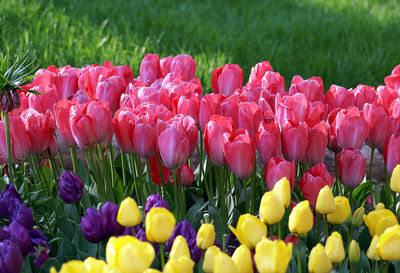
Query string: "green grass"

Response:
xmin=1 ymin=0 xmax=399 ymax=91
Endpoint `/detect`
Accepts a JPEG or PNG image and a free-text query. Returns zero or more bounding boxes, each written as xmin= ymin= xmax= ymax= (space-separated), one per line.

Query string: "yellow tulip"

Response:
xmin=348 ymin=240 xmax=360 ymax=264
xmin=315 ymin=186 xmax=336 ymax=215
xmin=308 ymin=243 xmax=332 ymax=273
xmin=84 ymin=257 xmax=107 ymax=273
xmin=375 ymin=203 xmax=385 ymax=210
xmin=214 ymin=252 xmax=237 ymax=273
xmin=143 ymin=269 xmax=162 ymax=273
xmin=117 ymin=197 xmax=141 ymax=227
xmin=163 ymin=256 xmax=195 ymax=273
xmin=259 ymin=191 xmax=285 ymax=225
xmin=232 ymin=245 xmax=253 ymax=273
xmin=288 ymin=200 xmax=313 ymax=236
xmin=196 ymin=223 xmax=216 ymax=250
xmin=363 ymin=208 xmax=398 ymax=236
xmin=169 ymin=235 xmax=190 ymax=260
xmin=390 ymin=164 xmax=400 ymax=193
xmin=229 ymin=214 xmax=267 ymax=249
xmin=375 ymin=225 xmax=400 ymax=261
xmin=203 ymin=246 xmax=221 ymax=273
xmin=325 ymin=232 xmax=345 ymax=264
xmin=326 ymin=196 xmax=351 ymax=224
xmin=272 ymin=177 xmax=291 ymax=208
xmin=351 ymin=207 xmax=365 ymax=227
xmin=366 ymin=235 xmax=380 ymax=261
xmin=106 ymin=235 xmax=155 ymax=273
xmin=254 ymin=237 xmax=292 ymax=273
xmin=50 ymin=261 xmax=86 ymax=273
xmin=145 ymin=207 xmax=176 ymax=243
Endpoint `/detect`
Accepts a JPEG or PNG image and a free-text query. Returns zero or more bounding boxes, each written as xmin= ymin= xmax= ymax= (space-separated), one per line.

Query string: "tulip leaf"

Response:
xmin=186 ymin=199 xmax=207 ymax=229
xmin=353 ymin=181 xmax=372 ymax=206
xmin=208 ymin=205 xmax=225 ymax=242
xmin=38 ymin=258 xmax=61 ymax=273
xmin=20 ymin=256 xmax=33 ymax=273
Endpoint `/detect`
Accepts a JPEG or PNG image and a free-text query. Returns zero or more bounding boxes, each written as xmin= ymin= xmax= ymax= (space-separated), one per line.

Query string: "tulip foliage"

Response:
xmin=3 ymin=53 xmax=400 ymax=272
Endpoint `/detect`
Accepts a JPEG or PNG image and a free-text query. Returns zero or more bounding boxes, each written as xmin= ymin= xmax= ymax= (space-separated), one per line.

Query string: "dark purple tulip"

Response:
xmin=167 ymin=220 xmax=202 ymax=262
xmin=81 ymin=208 xmax=106 ymax=243
xmin=225 ymin=232 xmax=240 ymax=256
xmin=0 ymin=185 xmax=21 ymax=201
xmin=58 ymin=171 xmax=83 ymax=204
xmin=33 ymin=250 xmax=50 ymax=268
xmin=101 ymin=202 xmax=124 ymax=236
xmin=28 ymin=228 xmax=50 ymax=254
xmin=188 ymin=237 xmax=202 ymax=262
xmin=121 ymin=226 xmax=133 ymax=236
xmin=0 ymin=186 xmax=21 ymax=219
xmin=135 ymin=224 xmax=157 ymax=252
xmin=144 ymin=194 xmax=168 ymax=214
xmin=3 ymin=222 xmax=31 ymax=256
xmin=12 ymin=202 xmax=34 ymax=229
xmin=0 ymin=240 xmax=23 ymax=273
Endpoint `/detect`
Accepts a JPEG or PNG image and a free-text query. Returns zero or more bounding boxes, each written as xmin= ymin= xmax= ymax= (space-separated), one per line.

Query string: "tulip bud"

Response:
xmin=375 ymin=203 xmax=385 ymax=210
xmin=232 ymin=245 xmax=253 ymax=273
xmin=164 ymin=256 xmax=195 ymax=273
xmin=196 ymin=223 xmax=216 ymax=250
xmin=348 ymin=240 xmax=360 ymax=264
xmin=203 ymin=246 xmax=221 ymax=273
xmin=145 ymin=207 xmax=176 ymax=243
xmin=289 ymin=200 xmax=314 ymax=236
xmin=259 ymin=191 xmax=285 ymax=225
xmin=326 ymin=196 xmax=351 ymax=224
xmin=390 ymin=164 xmax=400 ymax=193
xmin=315 ymin=186 xmax=336 ymax=215
xmin=375 ymin=225 xmax=400 ymax=261
xmin=325 ymin=232 xmax=345 ymax=264
xmin=229 ymin=214 xmax=267 ymax=249
xmin=363 ymin=209 xmax=398 ymax=236
xmin=308 ymin=243 xmax=332 ymax=273
xmin=351 ymin=207 xmax=365 ymax=227
xmin=169 ymin=235 xmax=190 ymax=260
xmin=254 ymin=238 xmax=292 ymax=273
xmin=272 ymin=177 xmax=291 ymax=208
xmin=117 ymin=197 xmax=141 ymax=227
xmin=58 ymin=171 xmax=83 ymax=204
xmin=214 ymin=252 xmax=238 ymax=273
xmin=366 ymin=235 xmax=380 ymax=261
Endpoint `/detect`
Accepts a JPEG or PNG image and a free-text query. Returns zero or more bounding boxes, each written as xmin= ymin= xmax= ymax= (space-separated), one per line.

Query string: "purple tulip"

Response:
xmin=225 ymin=232 xmax=240 ymax=256
xmin=28 ymin=228 xmax=50 ymax=253
xmin=3 ymin=222 xmax=31 ymax=256
xmin=33 ymin=250 xmax=50 ymax=268
xmin=0 ymin=185 xmax=21 ymax=201
xmin=58 ymin=171 xmax=83 ymax=204
xmin=135 ymin=224 xmax=157 ymax=252
xmin=0 ymin=240 xmax=23 ymax=273
xmin=144 ymin=194 xmax=168 ymax=214
xmin=12 ymin=202 xmax=34 ymax=230
xmin=100 ymin=202 xmax=124 ymax=236
xmin=167 ymin=220 xmax=202 ymax=262
xmin=81 ymin=208 xmax=106 ymax=243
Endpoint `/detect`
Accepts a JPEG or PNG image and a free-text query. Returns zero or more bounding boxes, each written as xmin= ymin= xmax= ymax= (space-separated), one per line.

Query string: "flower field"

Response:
xmin=1 ymin=51 xmax=400 ymax=273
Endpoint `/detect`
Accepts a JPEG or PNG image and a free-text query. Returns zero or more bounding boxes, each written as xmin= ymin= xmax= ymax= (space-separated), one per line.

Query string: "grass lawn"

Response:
xmin=1 ymin=0 xmax=399 ymax=91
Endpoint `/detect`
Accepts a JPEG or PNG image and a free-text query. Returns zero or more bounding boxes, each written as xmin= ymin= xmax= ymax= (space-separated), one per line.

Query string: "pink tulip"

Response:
xmin=298 ymin=163 xmax=334 ymax=208
xmin=78 ymin=64 xmax=110 ymax=98
xmin=113 ymin=107 xmax=137 ymax=154
xmin=334 ymin=106 xmax=369 ymax=150
xmin=324 ymin=84 xmax=355 ymax=112
xmin=363 ymin=103 xmax=392 ymax=152
xmin=281 ymin=120 xmax=308 ymax=163
xmin=221 ymin=94 xmax=239 ymax=128
xmin=175 ymin=93 xmax=200 ymax=124
xmin=54 ymin=100 xmax=76 ymax=146
xmin=120 ymin=93 xmax=140 ymax=109
xmin=134 ymin=103 xmax=174 ymax=123
xmin=389 ymin=98 xmax=400 ymax=118
xmin=289 ymin=75 xmax=324 ymax=102
xmin=28 ymin=85 xmax=59 ymax=114
xmin=211 ymin=64 xmax=243 ymax=96
xmin=384 ymin=135 xmax=400 ymax=175
xmin=337 ymin=148 xmax=366 ymax=189
xmin=160 ymin=56 xmax=174 ymax=77
xmin=95 ymin=76 xmax=126 ymax=113
xmin=170 ymin=55 xmax=197 ymax=81
xmin=133 ymin=114 xmax=157 ymax=158
xmin=139 ymin=53 xmax=161 ymax=86
xmin=175 ymin=163 xmax=195 ymax=186
xmin=384 ymin=65 xmax=400 ymax=94
xmin=149 ymin=153 xmax=171 ymax=185
xmin=40 ymin=135 xmax=59 ymax=159
xmin=352 ymin=84 xmax=377 ymax=110
xmin=222 ymin=128 xmax=255 ymax=180
xmin=256 ymin=121 xmax=282 ymax=166
xmin=0 ymin=116 xmax=29 ymax=163
xmin=169 ymin=115 xmax=198 ymax=157
xmin=166 ymin=80 xmax=201 ymax=101
xmin=377 ymin=85 xmax=397 ymax=111
xmin=238 ymin=102 xmax=263 ymax=137
xmin=248 ymin=61 xmax=273 ymax=84
xmin=259 ymin=88 xmax=276 ymax=112
xmin=71 ymin=90 xmax=91 ymax=104
xmin=199 ymin=94 xmax=224 ymax=131
xmin=109 ymin=65 xmax=134 ymax=85
xmin=204 ymin=115 xmax=235 ymax=166
xmin=327 ymin=108 xmax=342 ymax=153
xmin=70 ymin=99 xmax=113 ymax=150
xmin=55 ymin=70 xmax=79 ymax=100
xmin=264 ymin=157 xmax=295 ymax=190
xmin=261 ymin=71 xmax=285 ymax=94
xmin=304 ymin=121 xmax=329 ymax=166
xmin=135 ymin=87 xmax=170 ymax=109
xmin=305 ymin=101 xmax=327 ymax=128
xmin=32 ymin=65 xmax=58 ymax=87
xmin=275 ymin=93 xmax=308 ymax=129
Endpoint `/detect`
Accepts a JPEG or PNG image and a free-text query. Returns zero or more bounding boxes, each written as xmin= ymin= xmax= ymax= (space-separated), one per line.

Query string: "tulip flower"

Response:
xmin=0 ymin=116 xmax=29 ymax=163
xmin=232 ymin=244 xmax=253 ymax=273
xmin=306 ymin=101 xmax=327 ymax=128
xmin=348 ymin=240 xmax=360 ymax=264
xmin=281 ymin=120 xmax=308 ymax=163
xmin=81 ymin=208 xmax=106 ymax=243
xmin=351 ymin=207 xmax=365 ymax=227
xmin=326 ymin=196 xmax=351 ymax=224
xmin=375 ymin=225 xmax=400 ymax=261
xmin=264 ymin=157 xmax=295 ymax=190
xmin=222 ymin=128 xmax=255 ymax=180
xmin=337 ymin=148 xmax=366 ymax=189
xmin=367 ymin=235 xmax=380 ymax=261
xmin=83 ymin=257 xmax=108 ymax=273
xmin=304 ymin=121 xmax=329 ymax=166
xmin=220 ymin=93 xmax=239 ymax=128
xmin=272 ymin=177 xmax=291 ymax=208
xmin=203 ymin=246 xmax=221 ymax=273
xmin=50 ymin=261 xmax=86 ymax=273
xmin=106 ymin=235 xmax=155 ymax=273
xmin=117 ymin=197 xmax=141 ymax=227
xmin=390 ymin=164 xmax=400 ymax=193
xmin=140 ymin=53 xmax=161 ymax=86
xmin=101 ymin=202 xmax=125 ymax=236
xmin=54 ymin=100 xmax=76 ymax=146
xmin=254 ymin=238 xmax=292 ymax=273
xmin=211 ymin=64 xmax=243 ymax=97
xmin=204 ymin=115 xmax=234 ymax=166
xmin=170 ymin=54 xmax=197 ymax=81
xmin=198 ymin=93 xmax=225 ymax=132
xmin=0 ymin=240 xmax=23 ymax=273
xmin=164 ymin=256 xmax=195 ymax=273
xmin=196 ymin=223 xmax=216 ymax=250
xmin=352 ymin=84 xmax=377 ymax=110
xmin=143 ymin=269 xmax=162 ymax=273
xmin=326 ymin=108 xmax=341 ymax=153
xmin=144 ymin=194 xmax=168 ymax=215
xmin=298 ymin=163 xmax=334 ymax=208
xmin=145 ymin=207 xmax=176 ymax=243
xmin=3 ymin=221 xmax=32 ymax=256
xmin=384 ymin=135 xmax=400 ymax=175
xmin=288 ymin=75 xmax=324 ymax=102
xmin=259 ymin=191 xmax=285 ymax=225
xmin=148 ymin=154 xmax=171 ymax=186
xmin=175 ymin=93 xmax=200 ymax=124
xmin=334 ymin=106 xmax=369 ymax=150
xmin=78 ymin=64 xmax=110 ymax=98
xmin=169 ymin=235 xmax=190 ymax=260
xmin=133 ymin=114 xmax=157 ymax=159
xmin=363 ymin=209 xmax=398 ymax=236
xmin=255 ymin=121 xmax=282 ymax=166
xmin=288 ymin=200 xmax=314 ymax=236
xmin=377 ymin=85 xmax=397 ymax=110
xmin=376 ymin=203 xmax=385 ymax=210
xmin=248 ymin=61 xmax=273 ymax=84
xmin=324 ymin=84 xmax=355 ymax=112
xmin=308 ymin=243 xmax=332 ymax=273
xmin=384 ymin=64 xmax=400 ymax=93
xmin=28 ymin=85 xmax=59 ymax=114
xmin=238 ymin=102 xmax=263 ymax=137
xmin=325 ymin=232 xmax=345 ymax=264
xmin=96 ymin=75 xmax=126 ymax=113
xmin=58 ymin=171 xmax=83 ymax=204
xmin=214 ymin=252 xmax=237 ymax=273
xmin=363 ymin=103 xmax=392 ymax=152
xmin=229 ymin=214 xmax=267 ymax=249
xmin=315 ymin=186 xmax=336 ymax=215
xmin=275 ymin=93 xmax=308 ymax=129
xmin=261 ymin=71 xmax=285 ymax=95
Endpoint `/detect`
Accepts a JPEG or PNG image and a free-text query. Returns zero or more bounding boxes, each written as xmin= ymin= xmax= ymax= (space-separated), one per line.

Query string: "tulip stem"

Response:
xmin=278 ymin=222 xmax=282 ymax=240
xmin=157 ymin=156 xmax=166 ymax=197
xmin=196 ymin=144 xmax=212 ymax=206
xmin=4 ymin=111 xmax=14 ymax=184
xmin=269 ymin=225 xmax=274 ymax=239
xmin=69 ymin=146 xmax=79 ymax=176
xmin=369 ymin=147 xmax=375 ymax=205
xmin=121 ymin=151 xmax=127 ymax=187
xmin=128 ymin=154 xmax=140 ymax=203
xmin=316 ymin=214 xmax=320 ymax=243
xmin=250 ymin=157 xmax=257 ymax=214
xmin=297 ymin=236 xmax=302 ymax=273
xmin=50 ymin=156 xmax=60 ymax=178
xmin=384 ymin=166 xmax=390 ymax=208
xmin=108 ymin=145 xmax=116 ymax=190
xmin=324 ymin=215 xmax=329 ymax=243
xmin=57 ymin=147 xmax=66 ymax=170
xmin=178 ymin=170 xmax=186 ymax=219
xmin=172 ymin=168 xmax=181 ymax=219
xmin=159 ymin=243 xmax=165 ymax=269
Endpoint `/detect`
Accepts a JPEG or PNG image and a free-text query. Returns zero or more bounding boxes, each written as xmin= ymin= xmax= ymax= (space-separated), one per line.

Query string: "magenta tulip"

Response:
xmin=281 ymin=120 xmax=308 ymax=163
xmin=337 ymin=148 xmax=366 ymax=189
xmin=133 ymin=114 xmax=157 ymax=158
xmin=170 ymin=55 xmax=197 ymax=81
xmin=377 ymin=85 xmax=397 ymax=111
xmin=384 ymin=135 xmax=400 ymax=175
xmin=54 ymin=100 xmax=76 ymax=146
xmin=255 ymin=121 xmax=282 ymax=166
xmin=335 ymin=107 xmax=369 ymax=150
xmin=261 ymin=71 xmax=285 ymax=95
xmin=139 ymin=53 xmax=161 ymax=86
xmin=304 ymin=121 xmax=329 ymax=166
xmin=95 ymin=76 xmax=126 ymax=113
xmin=247 ymin=61 xmax=273 ymax=85
xmin=363 ymin=103 xmax=392 ymax=152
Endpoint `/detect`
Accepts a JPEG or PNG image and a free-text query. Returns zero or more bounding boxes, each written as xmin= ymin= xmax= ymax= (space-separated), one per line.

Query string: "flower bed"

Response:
xmin=1 ymin=52 xmax=400 ymax=272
